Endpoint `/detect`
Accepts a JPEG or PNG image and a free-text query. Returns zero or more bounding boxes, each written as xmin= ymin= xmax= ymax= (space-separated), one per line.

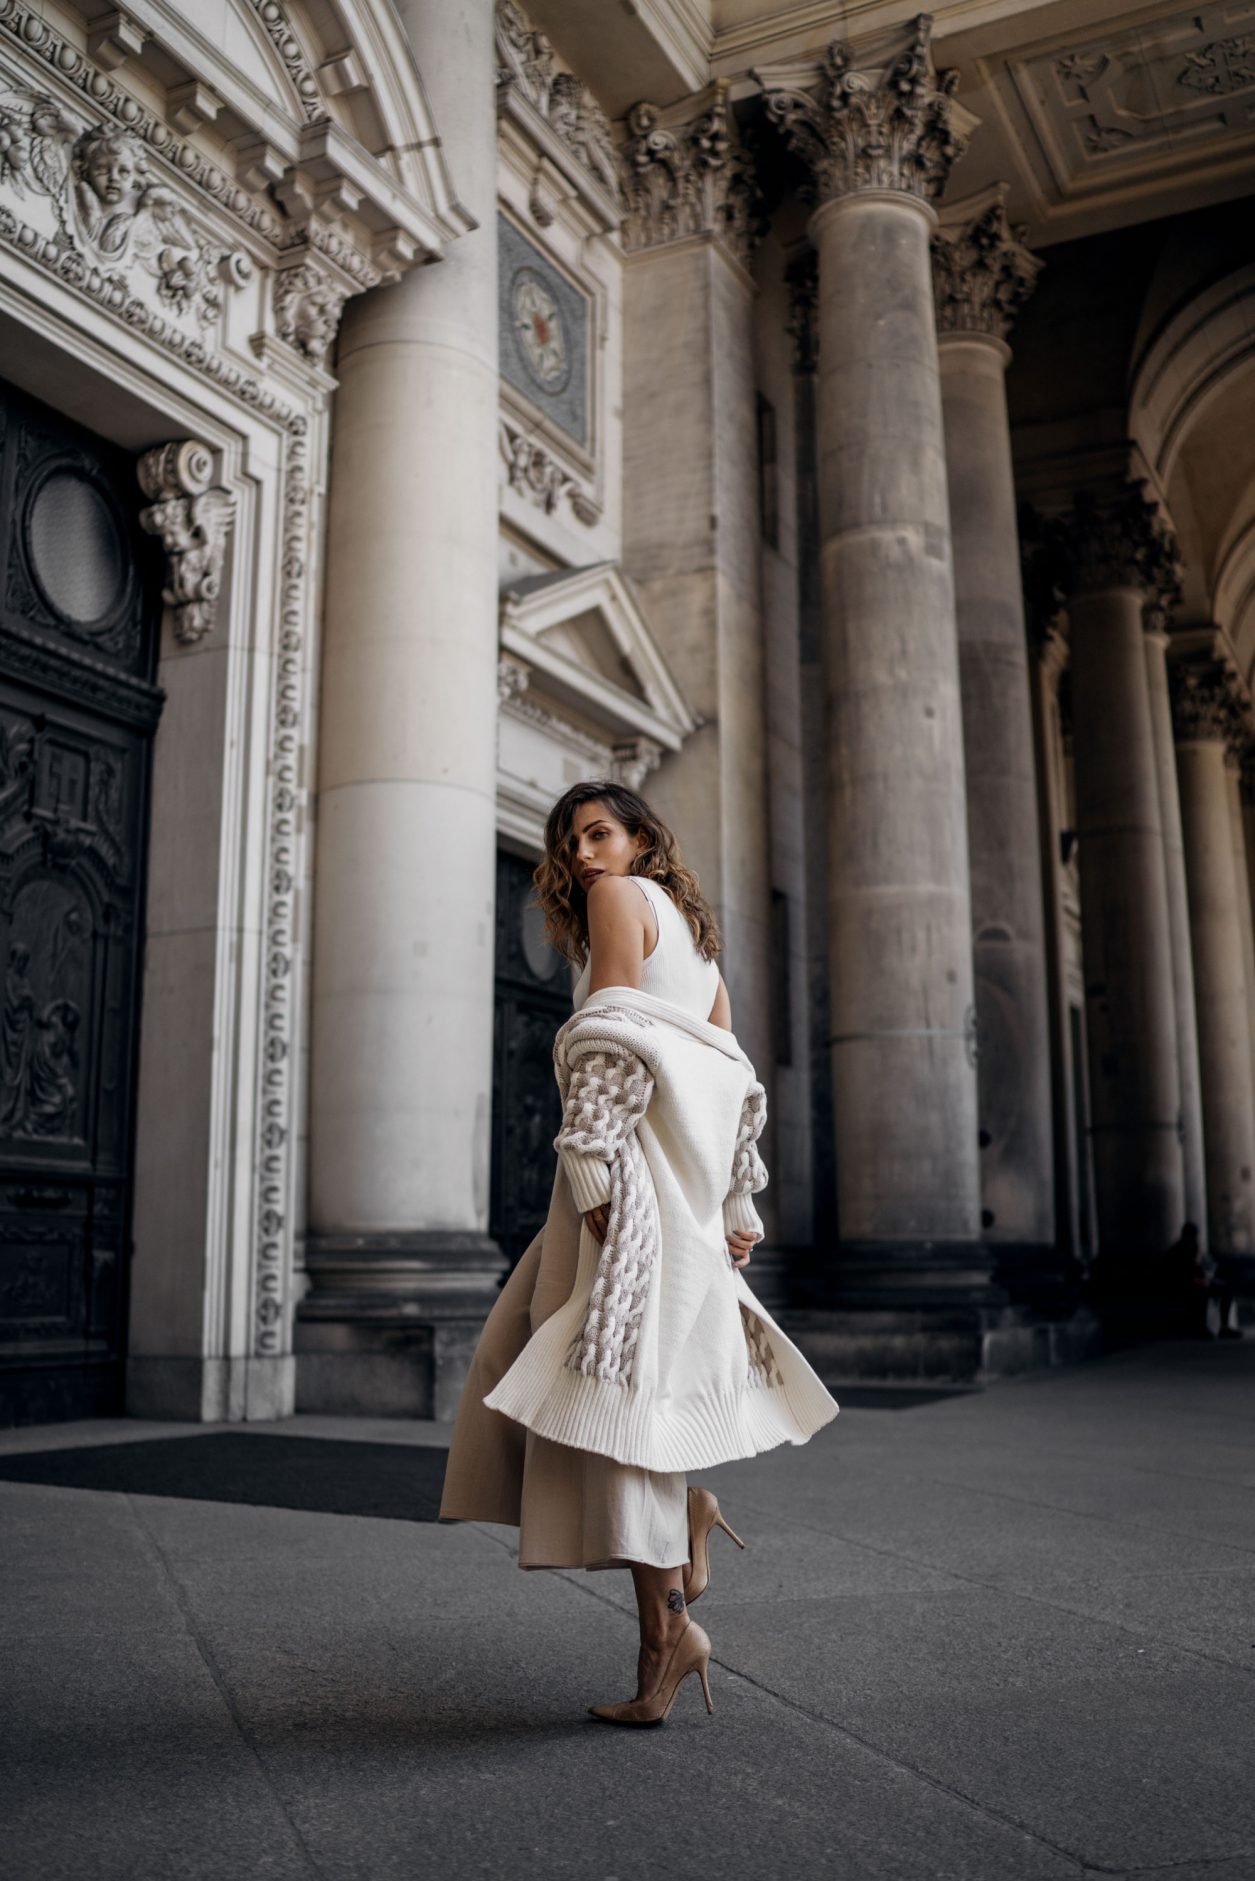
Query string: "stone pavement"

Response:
xmin=2 ymin=1340 xmax=1254 ymax=1881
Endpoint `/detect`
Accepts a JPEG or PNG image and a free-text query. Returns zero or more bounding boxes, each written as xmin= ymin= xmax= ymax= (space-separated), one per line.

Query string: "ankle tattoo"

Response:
xmin=667 ymin=1587 xmax=686 ymax=1614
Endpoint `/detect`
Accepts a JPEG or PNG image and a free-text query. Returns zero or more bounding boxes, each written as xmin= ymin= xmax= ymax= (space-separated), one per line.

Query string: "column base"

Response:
xmin=295 ymin=1229 xmax=506 ymax=1420
xmin=125 ymin=1355 xmax=295 ymax=1423
xmin=776 ymin=1304 xmax=1110 ymax=1386
xmin=805 ymin=1239 xmax=1007 ymax=1310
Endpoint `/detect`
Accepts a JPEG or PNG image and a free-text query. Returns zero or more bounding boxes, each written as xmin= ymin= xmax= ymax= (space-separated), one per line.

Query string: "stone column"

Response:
xmin=1227 ymin=754 xmax=1255 ymax=1113
xmin=619 ymin=89 xmax=776 ymax=1116
xmin=1143 ymin=613 xmax=1207 ymax=1237
xmin=787 ymin=251 xmax=838 ymax=1255
xmin=302 ymin=0 xmax=503 ymax=1416
xmin=1169 ymin=658 xmax=1255 ymax=1261
xmin=1051 ymin=487 xmax=1184 ymax=1265
xmin=933 ymin=191 xmax=1055 ymax=1265
xmin=1242 ymin=755 xmax=1255 ymax=1081
xmin=763 ymin=22 xmax=985 ymax=1294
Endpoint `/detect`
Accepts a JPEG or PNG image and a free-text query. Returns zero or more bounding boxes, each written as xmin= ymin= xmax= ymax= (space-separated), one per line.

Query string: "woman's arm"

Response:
xmin=707 ymin=971 xmax=732 ymax=1031
xmin=585 ymin=874 xmax=651 ymax=995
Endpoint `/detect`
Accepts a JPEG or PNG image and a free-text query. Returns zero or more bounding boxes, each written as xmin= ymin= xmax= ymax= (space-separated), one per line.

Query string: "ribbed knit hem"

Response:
xmin=484 ymin=1331 xmax=838 ymax=1475
xmin=558 ymin=1149 xmax=613 ymax=1214
xmin=723 ymin=1191 xmax=765 ymax=1237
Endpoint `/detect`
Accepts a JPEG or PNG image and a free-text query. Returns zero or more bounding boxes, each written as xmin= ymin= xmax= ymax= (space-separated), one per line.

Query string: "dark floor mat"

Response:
xmin=830 ymin=1385 xmax=979 ymax=1409
xmin=0 ymin=1433 xmax=450 ymax=1521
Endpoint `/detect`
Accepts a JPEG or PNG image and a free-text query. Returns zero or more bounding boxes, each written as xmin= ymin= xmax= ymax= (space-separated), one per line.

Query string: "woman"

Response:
xmin=439 ymin=780 xmax=837 ymax=1724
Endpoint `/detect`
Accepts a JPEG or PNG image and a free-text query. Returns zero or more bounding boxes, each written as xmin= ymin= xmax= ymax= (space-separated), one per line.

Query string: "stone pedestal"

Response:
xmin=1054 ymin=489 xmax=1184 ymax=1265
xmin=301 ymin=0 xmax=504 ymax=1414
xmin=934 ymin=195 xmax=1054 ymax=1272
xmin=763 ymin=23 xmax=982 ymax=1292
xmin=1170 ymin=661 xmax=1255 ymax=1262
xmin=1143 ymin=621 xmax=1208 ymax=1237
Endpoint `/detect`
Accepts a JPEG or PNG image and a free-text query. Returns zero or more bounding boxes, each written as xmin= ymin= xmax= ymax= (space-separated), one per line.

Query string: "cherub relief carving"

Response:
xmin=0 ymin=91 xmax=224 ymax=320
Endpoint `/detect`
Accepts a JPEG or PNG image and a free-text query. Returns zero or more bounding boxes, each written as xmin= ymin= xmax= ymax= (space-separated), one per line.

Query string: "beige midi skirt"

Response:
xmin=517 ymin=1431 xmax=690 ymax=1571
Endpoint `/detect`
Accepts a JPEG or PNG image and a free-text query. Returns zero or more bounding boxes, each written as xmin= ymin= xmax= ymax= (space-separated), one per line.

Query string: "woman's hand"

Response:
xmin=726 ymin=1228 xmax=760 ymax=1269
xmin=584 ymin=1203 xmax=610 ymax=1244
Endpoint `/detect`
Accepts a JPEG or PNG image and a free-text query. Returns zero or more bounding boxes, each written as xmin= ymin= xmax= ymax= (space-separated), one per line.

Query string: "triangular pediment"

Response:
xmin=499 ymin=563 xmax=697 ymax=748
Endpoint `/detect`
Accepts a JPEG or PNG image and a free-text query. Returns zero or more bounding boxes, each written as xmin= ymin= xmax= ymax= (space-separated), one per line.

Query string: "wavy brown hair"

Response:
xmin=533 ymin=779 xmax=722 ymax=967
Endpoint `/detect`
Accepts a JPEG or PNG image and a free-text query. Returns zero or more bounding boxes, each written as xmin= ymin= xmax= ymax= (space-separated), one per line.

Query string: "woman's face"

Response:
xmin=569 ymin=800 xmax=645 ymax=890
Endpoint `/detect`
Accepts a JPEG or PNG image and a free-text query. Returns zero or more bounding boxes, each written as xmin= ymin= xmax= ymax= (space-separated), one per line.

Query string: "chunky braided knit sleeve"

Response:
xmin=723 ymin=1081 xmax=768 ymax=1239
xmin=554 ymin=1046 xmax=655 ymax=1216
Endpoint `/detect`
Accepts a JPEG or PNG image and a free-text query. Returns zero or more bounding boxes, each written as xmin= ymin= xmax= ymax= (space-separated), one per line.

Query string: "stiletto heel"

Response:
xmin=683 ymin=1486 xmax=746 ymax=1605
xmin=713 ymin=1510 xmax=745 ymax=1551
xmin=588 ymin=1622 xmax=714 ymax=1727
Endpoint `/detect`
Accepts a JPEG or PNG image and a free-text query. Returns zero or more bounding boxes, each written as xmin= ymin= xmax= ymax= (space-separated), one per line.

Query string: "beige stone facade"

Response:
xmin=0 ymin=0 xmax=1252 ymax=1425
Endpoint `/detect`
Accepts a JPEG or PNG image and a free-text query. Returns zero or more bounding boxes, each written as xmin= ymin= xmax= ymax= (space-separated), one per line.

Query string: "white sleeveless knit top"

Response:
xmin=572 ymin=875 xmax=720 ymax=1022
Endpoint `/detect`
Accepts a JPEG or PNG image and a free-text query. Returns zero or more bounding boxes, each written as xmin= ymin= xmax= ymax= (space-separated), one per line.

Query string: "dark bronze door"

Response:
xmin=491 ymin=849 xmax=574 ymax=1274
xmin=0 ymin=383 xmax=163 ymax=1426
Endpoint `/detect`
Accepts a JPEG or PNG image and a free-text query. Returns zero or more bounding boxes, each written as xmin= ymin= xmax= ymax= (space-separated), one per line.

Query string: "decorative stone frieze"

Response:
xmin=933 ymin=194 xmax=1041 ymax=340
xmin=137 ymin=442 xmax=238 ymax=646
xmin=618 ymin=86 xmax=765 ymax=265
xmin=495 ymin=0 xmax=617 ymax=203
xmin=785 ymin=249 xmax=818 ymax=373
xmin=499 ymin=417 xmax=601 ymax=525
xmin=497 ymin=654 xmax=531 ymax=703
xmin=1048 ymin=484 xmax=1181 ymax=602
xmin=757 ymin=14 xmax=967 ymax=207
xmin=0 ymin=94 xmax=237 ymax=323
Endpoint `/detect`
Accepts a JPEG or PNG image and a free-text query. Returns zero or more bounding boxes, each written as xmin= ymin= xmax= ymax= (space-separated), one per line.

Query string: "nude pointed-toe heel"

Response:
xmin=587 ymin=1622 xmax=714 ymax=1727
xmin=683 ymin=1486 xmax=745 ymax=1606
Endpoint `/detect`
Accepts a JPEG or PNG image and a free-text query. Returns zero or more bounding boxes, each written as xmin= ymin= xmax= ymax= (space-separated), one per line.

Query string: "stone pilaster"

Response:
xmin=1169 ymin=651 xmax=1255 ymax=1263
xmin=302 ymin=0 xmax=504 ymax=1416
xmin=1049 ymin=486 xmax=1185 ymax=1266
xmin=933 ymin=190 xmax=1054 ymax=1274
xmin=618 ymin=86 xmax=777 ymax=1157
xmin=759 ymin=18 xmax=984 ymax=1298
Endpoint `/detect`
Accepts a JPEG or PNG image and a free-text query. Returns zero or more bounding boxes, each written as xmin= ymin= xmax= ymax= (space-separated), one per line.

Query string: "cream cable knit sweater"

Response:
xmin=472 ymin=985 xmax=838 ymax=1474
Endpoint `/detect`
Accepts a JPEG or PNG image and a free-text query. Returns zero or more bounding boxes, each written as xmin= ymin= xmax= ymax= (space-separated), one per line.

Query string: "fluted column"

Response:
xmin=762 ymin=20 xmax=984 ymax=1292
xmin=1051 ymin=488 xmax=1184 ymax=1264
xmin=1143 ymin=612 xmax=1207 ymax=1236
xmin=302 ymin=0 xmax=502 ymax=1412
xmin=933 ymin=191 xmax=1054 ymax=1262
xmin=619 ymin=88 xmax=776 ymax=1123
xmin=1169 ymin=656 xmax=1255 ymax=1262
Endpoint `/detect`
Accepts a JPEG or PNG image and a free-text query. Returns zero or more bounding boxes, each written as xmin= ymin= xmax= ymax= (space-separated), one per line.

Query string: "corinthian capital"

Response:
xmin=1168 ymin=660 xmax=1244 ymax=750
xmin=757 ymin=14 xmax=968 ymax=208
xmin=933 ymin=188 xmax=1041 ymax=340
xmin=1049 ymin=484 xmax=1181 ymax=604
xmin=618 ymin=84 xmax=765 ymax=265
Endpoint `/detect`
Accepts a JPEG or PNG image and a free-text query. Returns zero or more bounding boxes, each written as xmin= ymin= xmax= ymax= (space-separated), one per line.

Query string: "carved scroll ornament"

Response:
xmin=137 ymin=441 xmax=237 ymax=645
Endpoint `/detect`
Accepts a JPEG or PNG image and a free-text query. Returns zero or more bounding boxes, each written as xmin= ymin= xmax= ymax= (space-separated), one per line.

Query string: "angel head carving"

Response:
xmin=73 ymin=125 xmax=146 ymax=209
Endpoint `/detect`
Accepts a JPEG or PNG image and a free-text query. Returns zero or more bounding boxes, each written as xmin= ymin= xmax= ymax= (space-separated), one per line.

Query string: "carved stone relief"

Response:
xmin=0 ymin=91 xmax=236 ymax=322
xmin=933 ymin=196 xmax=1041 ymax=341
xmin=499 ymin=418 xmax=601 ymax=526
xmin=1013 ymin=4 xmax=1255 ymax=176
xmin=495 ymin=0 xmax=618 ymax=202
xmin=758 ymin=15 xmax=967 ymax=206
xmin=272 ymin=259 xmax=348 ymax=364
xmin=137 ymin=442 xmax=237 ymax=646
xmin=618 ymin=88 xmax=765 ymax=264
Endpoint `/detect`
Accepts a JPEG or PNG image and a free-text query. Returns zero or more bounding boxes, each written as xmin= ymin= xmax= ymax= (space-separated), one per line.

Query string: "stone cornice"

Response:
xmin=618 ymin=82 xmax=765 ymax=264
xmin=755 ymin=14 xmax=969 ymax=209
xmin=933 ymin=187 xmax=1041 ymax=341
